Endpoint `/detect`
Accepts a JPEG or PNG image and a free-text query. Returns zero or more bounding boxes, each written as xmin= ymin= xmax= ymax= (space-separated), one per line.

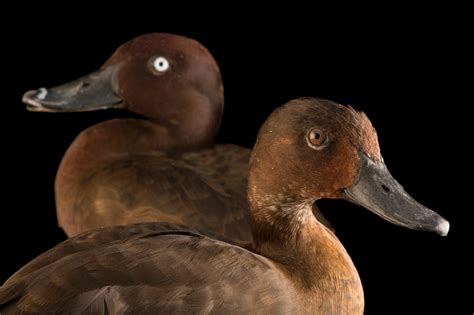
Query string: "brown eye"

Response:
xmin=306 ymin=127 xmax=328 ymax=149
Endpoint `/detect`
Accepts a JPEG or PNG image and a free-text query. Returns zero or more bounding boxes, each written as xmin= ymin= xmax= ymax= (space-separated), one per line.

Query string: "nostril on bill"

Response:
xmin=381 ymin=184 xmax=390 ymax=193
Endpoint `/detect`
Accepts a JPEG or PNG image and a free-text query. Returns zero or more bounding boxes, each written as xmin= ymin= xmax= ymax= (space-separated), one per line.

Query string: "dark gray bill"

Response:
xmin=344 ymin=153 xmax=449 ymax=236
xmin=22 ymin=64 xmax=123 ymax=112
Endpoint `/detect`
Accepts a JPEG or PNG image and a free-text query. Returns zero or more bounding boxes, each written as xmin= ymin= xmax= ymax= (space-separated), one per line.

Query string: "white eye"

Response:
xmin=153 ymin=57 xmax=169 ymax=72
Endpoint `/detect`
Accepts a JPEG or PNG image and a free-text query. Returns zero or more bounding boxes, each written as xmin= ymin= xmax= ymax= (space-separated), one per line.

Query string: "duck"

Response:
xmin=21 ymin=33 xmax=335 ymax=240
xmin=0 ymin=98 xmax=449 ymax=314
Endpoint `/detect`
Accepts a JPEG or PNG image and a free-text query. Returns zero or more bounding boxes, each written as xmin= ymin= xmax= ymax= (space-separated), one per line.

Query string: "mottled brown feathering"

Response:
xmin=0 ymin=223 xmax=299 ymax=314
xmin=57 ymin=127 xmax=253 ymax=241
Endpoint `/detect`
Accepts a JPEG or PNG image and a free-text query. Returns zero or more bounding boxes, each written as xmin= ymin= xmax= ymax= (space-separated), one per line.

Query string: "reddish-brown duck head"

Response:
xmin=249 ymin=97 xmax=449 ymax=236
xmin=22 ymin=33 xmax=224 ymax=143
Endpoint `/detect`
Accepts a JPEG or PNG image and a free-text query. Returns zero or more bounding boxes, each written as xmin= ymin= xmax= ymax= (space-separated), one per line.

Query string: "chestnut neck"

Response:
xmin=247 ymin=166 xmax=363 ymax=311
xmin=122 ymin=97 xmax=222 ymax=154
xmin=248 ymin=192 xmax=352 ymax=274
xmin=57 ymin=114 xmax=218 ymax=191
xmin=79 ymin=116 xmax=217 ymax=160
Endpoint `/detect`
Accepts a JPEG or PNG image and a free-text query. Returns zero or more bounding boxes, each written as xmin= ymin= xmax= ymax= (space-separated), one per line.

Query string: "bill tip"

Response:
xmin=436 ymin=218 xmax=450 ymax=236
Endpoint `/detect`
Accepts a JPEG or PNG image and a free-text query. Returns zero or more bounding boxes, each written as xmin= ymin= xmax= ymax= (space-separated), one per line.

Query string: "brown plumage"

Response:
xmin=1 ymin=98 xmax=448 ymax=314
xmin=22 ymin=33 xmax=332 ymax=241
xmin=22 ymin=33 xmax=252 ymax=240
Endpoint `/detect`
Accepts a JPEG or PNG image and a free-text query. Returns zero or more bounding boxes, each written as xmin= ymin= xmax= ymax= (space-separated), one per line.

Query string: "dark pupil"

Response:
xmin=314 ymin=132 xmax=321 ymax=140
xmin=159 ymin=62 xmax=164 ymax=66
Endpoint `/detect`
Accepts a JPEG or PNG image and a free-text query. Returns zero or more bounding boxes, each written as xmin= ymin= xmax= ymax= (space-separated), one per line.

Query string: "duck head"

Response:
xmin=249 ymin=98 xmax=449 ymax=236
xmin=22 ymin=33 xmax=224 ymax=146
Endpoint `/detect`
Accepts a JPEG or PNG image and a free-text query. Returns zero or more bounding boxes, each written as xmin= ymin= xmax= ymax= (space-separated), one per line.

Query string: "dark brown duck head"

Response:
xmin=249 ymin=97 xmax=449 ymax=238
xmin=22 ymin=33 xmax=224 ymax=149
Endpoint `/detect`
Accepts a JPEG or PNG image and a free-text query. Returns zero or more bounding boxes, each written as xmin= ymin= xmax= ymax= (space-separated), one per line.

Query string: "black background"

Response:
xmin=1 ymin=5 xmax=471 ymax=314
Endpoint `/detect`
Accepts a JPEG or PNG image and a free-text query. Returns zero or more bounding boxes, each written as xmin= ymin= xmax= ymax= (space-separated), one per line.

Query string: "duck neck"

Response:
xmin=77 ymin=117 xmax=215 ymax=159
xmin=248 ymin=188 xmax=363 ymax=312
xmin=57 ymin=117 xmax=213 ymax=191
xmin=249 ymin=197 xmax=357 ymax=279
xmin=124 ymin=88 xmax=224 ymax=153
